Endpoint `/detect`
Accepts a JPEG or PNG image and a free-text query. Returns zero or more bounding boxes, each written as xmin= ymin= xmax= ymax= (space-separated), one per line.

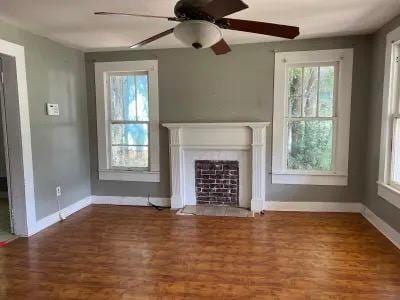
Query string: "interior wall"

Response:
xmin=0 ymin=20 xmax=91 ymax=220
xmin=85 ymin=35 xmax=372 ymax=203
xmin=364 ymin=14 xmax=400 ymax=232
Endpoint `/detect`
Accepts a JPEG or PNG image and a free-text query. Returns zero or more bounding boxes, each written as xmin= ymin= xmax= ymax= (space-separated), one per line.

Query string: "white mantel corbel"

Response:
xmin=163 ymin=122 xmax=270 ymax=212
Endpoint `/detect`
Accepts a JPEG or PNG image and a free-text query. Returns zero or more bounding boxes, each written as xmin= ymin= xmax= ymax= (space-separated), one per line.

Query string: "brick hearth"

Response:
xmin=195 ymin=160 xmax=239 ymax=206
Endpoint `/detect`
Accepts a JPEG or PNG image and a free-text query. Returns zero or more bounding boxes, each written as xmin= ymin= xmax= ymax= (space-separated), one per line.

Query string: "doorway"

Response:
xmin=0 ymin=56 xmax=14 ymax=243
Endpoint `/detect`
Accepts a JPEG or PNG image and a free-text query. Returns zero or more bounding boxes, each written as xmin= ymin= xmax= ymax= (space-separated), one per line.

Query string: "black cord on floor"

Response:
xmin=148 ymin=200 xmax=164 ymax=211
xmin=147 ymin=195 xmax=168 ymax=211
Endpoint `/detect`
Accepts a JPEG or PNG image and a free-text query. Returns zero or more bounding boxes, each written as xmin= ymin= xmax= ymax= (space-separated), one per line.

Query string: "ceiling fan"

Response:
xmin=95 ymin=0 xmax=300 ymax=55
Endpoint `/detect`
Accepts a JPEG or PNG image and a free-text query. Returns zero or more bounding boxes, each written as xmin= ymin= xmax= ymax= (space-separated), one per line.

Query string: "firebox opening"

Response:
xmin=195 ymin=160 xmax=239 ymax=206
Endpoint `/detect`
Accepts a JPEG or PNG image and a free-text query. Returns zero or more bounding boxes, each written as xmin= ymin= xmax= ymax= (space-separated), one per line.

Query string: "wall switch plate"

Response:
xmin=46 ymin=103 xmax=60 ymax=116
xmin=56 ymin=186 xmax=62 ymax=197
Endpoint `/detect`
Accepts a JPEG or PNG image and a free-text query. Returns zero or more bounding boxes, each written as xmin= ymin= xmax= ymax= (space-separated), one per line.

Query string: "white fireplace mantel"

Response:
xmin=163 ymin=122 xmax=270 ymax=212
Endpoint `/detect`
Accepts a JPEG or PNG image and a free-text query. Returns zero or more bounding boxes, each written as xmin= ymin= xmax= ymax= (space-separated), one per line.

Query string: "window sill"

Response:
xmin=377 ymin=182 xmax=400 ymax=210
xmin=99 ymin=170 xmax=160 ymax=182
xmin=272 ymin=173 xmax=347 ymax=186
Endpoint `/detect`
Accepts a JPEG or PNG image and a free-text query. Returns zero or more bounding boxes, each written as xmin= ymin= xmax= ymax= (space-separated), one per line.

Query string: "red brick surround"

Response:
xmin=195 ymin=160 xmax=239 ymax=206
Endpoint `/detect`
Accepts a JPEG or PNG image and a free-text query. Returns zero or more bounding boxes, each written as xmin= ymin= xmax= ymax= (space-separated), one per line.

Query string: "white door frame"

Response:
xmin=0 ymin=38 xmax=36 ymax=236
xmin=0 ymin=57 xmax=14 ymax=233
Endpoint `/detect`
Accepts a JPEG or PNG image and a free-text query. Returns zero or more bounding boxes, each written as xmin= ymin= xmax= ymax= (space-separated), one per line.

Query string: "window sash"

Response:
xmin=283 ymin=118 xmax=337 ymax=174
xmin=108 ymin=71 xmax=150 ymax=123
xmin=107 ymin=71 xmax=150 ymax=170
xmin=283 ymin=63 xmax=339 ymax=174
xmin=108 ymin=121 xmax=150 ymax=169
xmin=286 ymin=62 xmax=338 ymax=119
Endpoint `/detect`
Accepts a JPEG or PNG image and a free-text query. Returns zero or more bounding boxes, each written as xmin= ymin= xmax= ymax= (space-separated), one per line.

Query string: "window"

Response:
xmin=272 ymin=49 xmax=353 ymax=185
xmin=95 ymin=61 xmax=160 ymax=182
xmin=287 ymin=64 xmax=337 ymax=171
xmin=378 ymin=26 xmax=400 ymax=209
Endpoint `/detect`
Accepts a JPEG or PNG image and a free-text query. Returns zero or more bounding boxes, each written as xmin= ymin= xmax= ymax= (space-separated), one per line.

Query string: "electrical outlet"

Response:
xmin=56 ymin=186 xmax=62 ymax=197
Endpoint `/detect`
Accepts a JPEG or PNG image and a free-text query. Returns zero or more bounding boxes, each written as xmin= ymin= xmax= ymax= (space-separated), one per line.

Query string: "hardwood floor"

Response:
xmin=1 ymin=205 xmax=400 ymax=299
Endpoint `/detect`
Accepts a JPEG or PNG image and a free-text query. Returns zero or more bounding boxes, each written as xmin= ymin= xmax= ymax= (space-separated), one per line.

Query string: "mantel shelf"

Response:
xmin=162 ymin=122 xmax=271 ymax=128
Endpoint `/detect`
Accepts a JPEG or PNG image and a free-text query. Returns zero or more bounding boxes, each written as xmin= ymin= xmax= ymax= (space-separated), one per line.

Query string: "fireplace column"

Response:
xmin=250 ymin=125 xmax=267 ymax=212
xmin=168 ymin=127 xmax=184 ymax=209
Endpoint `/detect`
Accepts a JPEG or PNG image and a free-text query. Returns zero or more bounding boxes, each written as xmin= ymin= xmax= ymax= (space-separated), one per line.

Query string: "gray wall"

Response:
xmin=0 ymin=20 xmax=91 ymax=220
xmin=364 ymin=15 xmax=400 ymax=233
xmin=85 ymin=35 xmax=372 ymax=203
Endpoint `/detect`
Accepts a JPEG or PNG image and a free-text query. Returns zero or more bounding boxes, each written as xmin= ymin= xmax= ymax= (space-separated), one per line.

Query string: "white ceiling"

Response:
xmin=0 ymin=0 xmax=400 ymax=51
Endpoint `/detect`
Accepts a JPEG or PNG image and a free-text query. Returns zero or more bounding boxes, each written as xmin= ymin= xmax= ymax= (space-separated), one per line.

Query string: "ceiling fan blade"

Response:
xmin=130 ymin=28 xmax=175 ymax=49
xmin=211 ymin=39 xmax=231 ymax=55
xmin=94 ymin=12 xmax=178 ymax=21
xmin=222 ymin=18 xmax=299 ymax=39
xmin=202 ymin=0 xmax=248 ymax=19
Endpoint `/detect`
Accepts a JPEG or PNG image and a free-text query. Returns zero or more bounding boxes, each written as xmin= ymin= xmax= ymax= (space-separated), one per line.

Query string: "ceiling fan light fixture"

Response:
xmin=174 ymin=20 xmax=222 ymax=49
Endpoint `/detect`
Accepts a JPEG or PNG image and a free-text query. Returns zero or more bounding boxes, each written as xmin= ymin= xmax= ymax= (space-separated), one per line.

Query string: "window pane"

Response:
xmin=319 ymin=66 xmax=335 ymax=117
xmin=391 ymin=118 xmax=400 ymax=184
xmin=136 ymin=74 xmax=149 ymax=121
xmin=302 ymin=67 xmax=318 ymax=117
xmin=287 ymin=120 xmax=333 ymax=171
xmin=110 ymin=75 xmax=136 ymax=121
xmin=111 ymin=146 xmax=148 ymax=168
xmin=288 ymin=68 xmax=302 ymax=117
xmin=289 ymin=96 xmax=302 ymax=118
xmin=111 ymin=124 xmax=148 ymax=146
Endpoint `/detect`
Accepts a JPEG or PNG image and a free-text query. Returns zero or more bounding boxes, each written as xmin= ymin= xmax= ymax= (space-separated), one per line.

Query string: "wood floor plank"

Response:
xmin=0 ymin=205 xmax=400 ymax=299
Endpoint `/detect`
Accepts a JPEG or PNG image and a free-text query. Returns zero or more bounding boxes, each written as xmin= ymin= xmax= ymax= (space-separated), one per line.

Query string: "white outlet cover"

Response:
xmin=56 ymin=186 xmax=62 ymax=197
xmin=47 ymin=103 xmax=60 ymax=116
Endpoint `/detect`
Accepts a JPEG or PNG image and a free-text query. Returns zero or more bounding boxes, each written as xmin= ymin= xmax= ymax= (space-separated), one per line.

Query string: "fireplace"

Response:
xmin=195 ymin=160 xmax=239 ymax=206
xmin=163 ymin=122 xmax=269 ymax=212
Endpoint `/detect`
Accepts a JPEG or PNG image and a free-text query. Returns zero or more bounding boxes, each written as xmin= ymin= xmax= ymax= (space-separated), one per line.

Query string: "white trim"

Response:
xmin=264 ymin=201 xmax=362 ymax=212
xmin=272 ymin=49 xmax=353 ymax=185
xmin=31 ymin=196 xmax=92 ymax=236
xmin=180 ymin=145 xmax=251 ymax=150
xmin=0 ymin=38 xmax=35 ymax=236
xmin=361 ymin=206 xmax=400 ymax=249
xmin=92 ymin=195 xmax=170 ymax=207
xmin=272 ymin=174 xmax=347 ymax=186
xmin=377 ymin=182 xmax=400 ymax=209
xmin=99 ymin=170 xmax=160 ymax=182
xmin=163 ymin=122 xmax=271 ymax=128
xmin=378 ymin=26 xmax=400 ymax=197
xmin=95 ymin=60 xmax=160 ymax=182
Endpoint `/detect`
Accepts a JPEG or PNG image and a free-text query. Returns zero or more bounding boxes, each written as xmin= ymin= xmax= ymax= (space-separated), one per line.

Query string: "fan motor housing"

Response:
xmin=174 ymin=0 xmax=214 ymax=21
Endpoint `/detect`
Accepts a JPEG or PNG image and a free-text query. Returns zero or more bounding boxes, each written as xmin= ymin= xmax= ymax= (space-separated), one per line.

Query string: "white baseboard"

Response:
xmin=92 ymin=195 xmax=170 ymax=207
xmin=264 ymin=201 xmax=363 ymax=213
xmin=361 ymin=206 xmax=400 ymax=249
xmin=32 ymin=196 xmax=92 ymax=236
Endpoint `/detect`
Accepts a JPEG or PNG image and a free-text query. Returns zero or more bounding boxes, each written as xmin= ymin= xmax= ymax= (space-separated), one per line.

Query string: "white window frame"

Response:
xmin=95 ymin=60 xmax=160 ymax=182
xmin=378 ymin=26 xmax=400 ymax=209
xmin=272 ymin=49 xmax=353 ymax=185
